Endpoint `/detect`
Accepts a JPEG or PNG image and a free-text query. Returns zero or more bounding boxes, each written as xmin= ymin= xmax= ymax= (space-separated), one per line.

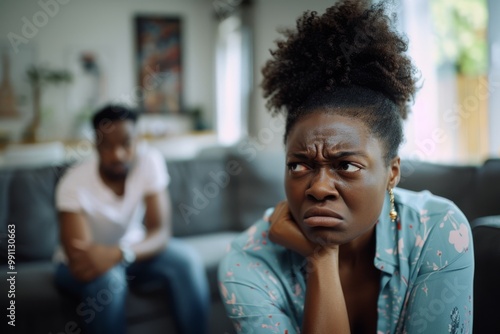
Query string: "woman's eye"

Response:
xmin=337 ymin=162 xmax=361 ymax=173
xmin=288 ymin=163 xmax=308 ymax=172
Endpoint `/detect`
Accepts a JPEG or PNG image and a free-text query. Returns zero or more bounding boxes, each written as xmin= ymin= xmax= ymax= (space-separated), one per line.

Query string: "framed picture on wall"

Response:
xmin=135 ymin=15 xmax=182 ymax=114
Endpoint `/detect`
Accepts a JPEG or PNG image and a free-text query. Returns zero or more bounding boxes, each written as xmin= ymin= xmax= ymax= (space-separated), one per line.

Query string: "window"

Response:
xmin=398 ymin=0 xmax=490 ymax=163
xmin=215 ymin=2 xmax=252 ymax=146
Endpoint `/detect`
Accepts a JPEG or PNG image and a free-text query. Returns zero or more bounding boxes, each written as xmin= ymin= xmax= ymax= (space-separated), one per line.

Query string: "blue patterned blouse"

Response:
xmin=218 ymin=188 xmax=474 ymax=333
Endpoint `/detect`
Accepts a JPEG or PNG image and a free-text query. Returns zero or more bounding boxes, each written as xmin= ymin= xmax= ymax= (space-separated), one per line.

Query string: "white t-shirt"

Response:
xmin=54 ymin=145 xmax=169 ymax=262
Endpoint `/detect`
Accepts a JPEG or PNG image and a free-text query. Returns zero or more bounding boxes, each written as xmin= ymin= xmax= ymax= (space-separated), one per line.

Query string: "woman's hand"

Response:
xmin=268 ymin=202 xmax=349 ymax=334
xmin=268 ymin=201 xmax=318 ymax=258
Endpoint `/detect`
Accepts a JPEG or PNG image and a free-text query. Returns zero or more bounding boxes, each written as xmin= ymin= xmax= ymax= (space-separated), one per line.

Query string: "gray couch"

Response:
xmin=0 ymin=149 xmax=499 ymax=334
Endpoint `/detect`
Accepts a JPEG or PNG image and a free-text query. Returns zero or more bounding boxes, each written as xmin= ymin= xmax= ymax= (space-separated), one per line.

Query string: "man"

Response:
xmin=54 ymin=105 xmax=209 ymax=334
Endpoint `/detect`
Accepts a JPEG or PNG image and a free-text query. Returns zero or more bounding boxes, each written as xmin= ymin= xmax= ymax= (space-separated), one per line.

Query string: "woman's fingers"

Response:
xmin=268 ymin=202 xmax=317 ymax=257
xmin=268 ymin=201 xmax=291 ymax=242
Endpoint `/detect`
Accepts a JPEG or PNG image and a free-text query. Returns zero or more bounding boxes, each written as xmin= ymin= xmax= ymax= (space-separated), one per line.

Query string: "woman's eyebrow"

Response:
xmin=287 ymin=150 xmax=368 ymax=160
xmin=287 ymin=152 xmax=313 ymax=160
xmin=326 ymin=151 xmax=368 ymax=159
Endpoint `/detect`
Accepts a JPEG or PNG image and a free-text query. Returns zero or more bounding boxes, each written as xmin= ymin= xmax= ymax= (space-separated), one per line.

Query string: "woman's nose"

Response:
xmin=305 ymin=167 xmax=339 ymax=201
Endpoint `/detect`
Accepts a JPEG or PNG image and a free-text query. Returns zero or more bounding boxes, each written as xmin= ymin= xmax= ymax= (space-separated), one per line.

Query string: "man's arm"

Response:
xmin=59 ymin=190 xmax=171 ymax=281
xmin=130 ymin=190 xmax=172 ymax=261
xmin=59 ymin=211 xmax=122 ymax=282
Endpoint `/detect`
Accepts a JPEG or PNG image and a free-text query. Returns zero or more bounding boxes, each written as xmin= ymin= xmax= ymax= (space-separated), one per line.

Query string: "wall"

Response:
xmin=0 ymin=0 xmax=216 ymax=141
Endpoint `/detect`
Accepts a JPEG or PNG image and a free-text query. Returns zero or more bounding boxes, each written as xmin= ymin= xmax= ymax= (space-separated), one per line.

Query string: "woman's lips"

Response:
xmin=303 ymin=207 xmax=344 ymax=228
xmin=303 ymin=216 xmax=344 ymax=228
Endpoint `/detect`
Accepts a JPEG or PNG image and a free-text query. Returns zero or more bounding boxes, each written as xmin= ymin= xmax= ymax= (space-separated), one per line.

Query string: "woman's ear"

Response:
xmin=387 ymin=156 xmax=401 ymax=189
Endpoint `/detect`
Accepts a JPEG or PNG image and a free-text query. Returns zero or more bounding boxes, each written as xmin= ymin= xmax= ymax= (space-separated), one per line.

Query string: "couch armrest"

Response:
xmin=471 ymin=215 xmax=500 ymax=229
xmin=471 ymin=215 xmax=500 ymax=334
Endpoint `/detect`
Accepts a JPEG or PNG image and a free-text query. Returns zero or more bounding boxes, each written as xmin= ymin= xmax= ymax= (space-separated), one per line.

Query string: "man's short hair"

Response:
xmin=92 ymin=105 xmax=138 ymax=130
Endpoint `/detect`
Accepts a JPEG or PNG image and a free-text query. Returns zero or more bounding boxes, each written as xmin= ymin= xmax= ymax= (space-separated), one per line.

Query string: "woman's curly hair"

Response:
xmin=261 ymin=0 xmax=419 ymax=162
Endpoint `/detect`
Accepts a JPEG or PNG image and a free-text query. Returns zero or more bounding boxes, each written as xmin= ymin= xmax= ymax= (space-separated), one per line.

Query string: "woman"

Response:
xmin=218 ymin=1 xmax=473 ymax=333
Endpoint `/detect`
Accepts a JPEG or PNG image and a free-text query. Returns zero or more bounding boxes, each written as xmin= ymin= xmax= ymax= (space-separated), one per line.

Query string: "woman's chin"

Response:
xmin=306 ymin=228 xmax=346 ymax=247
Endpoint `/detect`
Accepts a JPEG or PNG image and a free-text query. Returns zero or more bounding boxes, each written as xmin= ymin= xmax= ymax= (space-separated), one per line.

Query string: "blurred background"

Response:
xmin=0 ymin=0 xmax=498 ymax=166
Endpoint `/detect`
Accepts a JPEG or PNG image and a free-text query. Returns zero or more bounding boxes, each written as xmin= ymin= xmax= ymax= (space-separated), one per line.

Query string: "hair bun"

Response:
xmin=261 ymin=0 xmax=418 ymax=120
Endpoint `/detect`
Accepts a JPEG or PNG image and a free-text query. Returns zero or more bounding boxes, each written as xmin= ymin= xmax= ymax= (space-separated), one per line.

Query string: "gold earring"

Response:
xmin=389 ymin=188 xmax=398 ymax=222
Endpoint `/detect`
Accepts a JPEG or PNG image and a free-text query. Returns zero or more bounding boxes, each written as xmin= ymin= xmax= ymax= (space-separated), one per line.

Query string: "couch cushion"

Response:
xmin=475 ymin=159 xmax=500 ymax=220
xmin=167 ymin=157 xmax=238 ymax=237
xmin=398 ymin=160 xmax=477 ymax=220
xmin=6 ymin=165 xmax=67 ymax=262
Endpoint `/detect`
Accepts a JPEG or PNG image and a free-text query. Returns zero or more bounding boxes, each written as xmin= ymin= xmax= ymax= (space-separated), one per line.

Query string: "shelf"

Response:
xmin=0 ymin=131 xmax=219 ymax=168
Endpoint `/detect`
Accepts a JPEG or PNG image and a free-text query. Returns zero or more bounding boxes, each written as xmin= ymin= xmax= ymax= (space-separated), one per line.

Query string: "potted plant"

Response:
xmin=24 ymin=65 xmax=72 ymax=143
